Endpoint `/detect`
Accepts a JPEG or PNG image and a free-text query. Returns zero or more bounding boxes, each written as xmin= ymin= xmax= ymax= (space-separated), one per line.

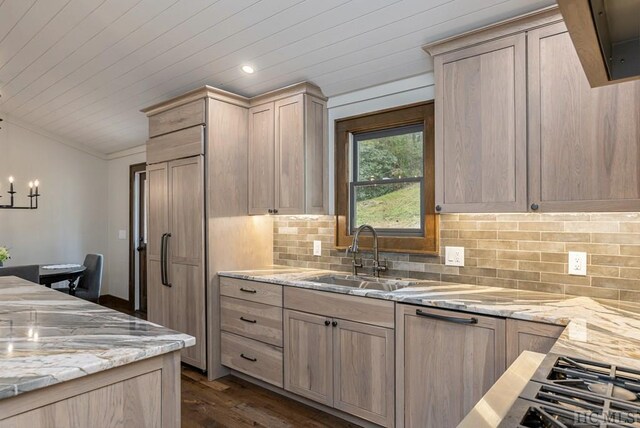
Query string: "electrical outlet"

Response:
xmin=313 ymin=240 xmax=322 ymax=256
xmin=568 ymin=251 xmax=587 ymax=276
xmin=445 ymin=246 xmax=464 ymax=267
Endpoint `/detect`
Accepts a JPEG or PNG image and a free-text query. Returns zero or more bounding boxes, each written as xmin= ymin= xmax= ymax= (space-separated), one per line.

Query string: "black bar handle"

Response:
xmin=240 ymin=353 xmax=257 ymax=362
xmin=415 ymin=309 xmax=478 ymax=325
xmin=240 ymin=287 xmax=257 ymax=294
xmin=164 ymin=233 xmax=172 ymax=287
xmin=160 ymin=233 xmax=167 ymax=285
xmin=240 ymin=317 xmax=257 ymax=324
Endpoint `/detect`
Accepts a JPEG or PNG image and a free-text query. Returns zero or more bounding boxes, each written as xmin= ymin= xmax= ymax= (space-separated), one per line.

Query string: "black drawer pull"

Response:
xmin=240 ymin=317 xmax=257 ymax=324
xmin=240 ymin=287 xmax=257 ymax=294
xmin=240 ymin=353 xmax=257 ymax=362
xmin=415 ymin=309 xmax=478 ymax=325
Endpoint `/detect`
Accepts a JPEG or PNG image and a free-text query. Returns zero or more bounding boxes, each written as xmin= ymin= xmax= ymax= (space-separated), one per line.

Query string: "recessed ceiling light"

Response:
xmin=241 ymin=65 xmax=255 ymax=74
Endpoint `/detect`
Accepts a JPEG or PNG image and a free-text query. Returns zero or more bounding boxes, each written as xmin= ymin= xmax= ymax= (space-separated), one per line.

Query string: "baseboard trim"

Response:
xmin=99 ymin=294 xmax=129 ymax=308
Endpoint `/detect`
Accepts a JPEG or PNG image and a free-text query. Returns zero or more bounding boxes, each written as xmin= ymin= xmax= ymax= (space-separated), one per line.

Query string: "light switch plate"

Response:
xmin=568 ymin=251 xmax=587 ymax=276
xmin=445 ymin=246 xmax=464 ymax=267
xmin=313 ymin=240 xmax=322 ymax=256
xmin=118 ymin=230 xmax=127 ymax=240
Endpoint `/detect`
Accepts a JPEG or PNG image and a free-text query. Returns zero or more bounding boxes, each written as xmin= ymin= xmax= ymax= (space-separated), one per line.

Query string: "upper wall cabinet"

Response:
xmin=425 ymin=6 xmax=640 ymax=213
xmin=248 ymin=84 xmax=328 ymax=215
xmin=432 ymin=34 xmax=527 ymax=213
xmin=527 ymin=22 xmax=640 ymax=212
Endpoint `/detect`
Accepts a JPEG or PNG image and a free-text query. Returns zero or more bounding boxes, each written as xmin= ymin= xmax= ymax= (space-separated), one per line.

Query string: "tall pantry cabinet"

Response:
xmin=142 ymin=87 xmax=274 ymax=375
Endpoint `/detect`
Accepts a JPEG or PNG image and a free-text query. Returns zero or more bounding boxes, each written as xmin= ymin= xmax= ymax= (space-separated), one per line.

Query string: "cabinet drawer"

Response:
xmin=148 ymin=99 xmax=205 ymax=137
xmin=284 ymin=287 xmax=394 ymax=328
xmin=146 ymin=125 xmax=204 ymax=164
xmin=220 ymin=277 xmax=282 ymax=307
xmin=221 ymin=296 xmax=283 ymax=347
xmin=221 ymin=332 xmax=283 ymax=387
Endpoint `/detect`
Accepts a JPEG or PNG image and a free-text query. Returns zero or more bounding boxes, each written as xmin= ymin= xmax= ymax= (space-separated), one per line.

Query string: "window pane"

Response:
xmin=355 ymin=126 xmax=423 ymax=182
xmin=353 ymin=181 xmax=422 ymax=230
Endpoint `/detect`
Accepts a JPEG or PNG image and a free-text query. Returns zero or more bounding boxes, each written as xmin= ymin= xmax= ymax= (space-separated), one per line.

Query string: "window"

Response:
xmin=350 ymin=124 xmax=425 ymax=235
xmin=335 ymin=102 xmax=438 ymax=254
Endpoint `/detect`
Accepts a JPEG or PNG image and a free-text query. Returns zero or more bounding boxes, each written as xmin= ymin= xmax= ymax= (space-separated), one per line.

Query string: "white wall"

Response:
xmin=105 ymin=148 xmax=146 ymax=299
xmin=0 ymin=116 xmax=108 ymax=277
xmin=327 ymin=73 xmax=435 ymax=213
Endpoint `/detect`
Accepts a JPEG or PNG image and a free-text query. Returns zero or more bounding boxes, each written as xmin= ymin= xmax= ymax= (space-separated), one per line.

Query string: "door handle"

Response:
xmin=415 ymin=309 xmax=478 ymax=325
xmin=163 ymin=233 xmax=172 ymax=287
xmin=160 ymin=233 xmax=167 ymax=285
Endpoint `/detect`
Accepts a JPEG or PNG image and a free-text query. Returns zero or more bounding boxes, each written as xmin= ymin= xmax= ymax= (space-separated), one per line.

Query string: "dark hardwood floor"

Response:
xmin=100 ymin=298 xmax=359 ymax=427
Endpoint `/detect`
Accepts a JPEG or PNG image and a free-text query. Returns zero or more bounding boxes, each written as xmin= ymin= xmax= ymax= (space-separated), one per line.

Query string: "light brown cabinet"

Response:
xmin=283 ymin=288 xmax=395 ymax=427
xmin=425 ymin=8 xmax=640 ymax=213
xmin=248 ymin=87 xmax=328 ymax=215
xmin=432 ymin=33 xmax=527 ymax=213
xmin=147 ymin=156 xmax=206 ymax=370
xmin=506 ymin=319 xmax=564 ymax=366
xmin=527 ymin=22 xmax=640 ymax=212
xmin=396 ymin=304 xmax=506 ymax=428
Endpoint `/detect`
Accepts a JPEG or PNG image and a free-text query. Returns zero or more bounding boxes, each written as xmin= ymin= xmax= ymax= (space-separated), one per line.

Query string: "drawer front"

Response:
xmin=284 ymin=287 xmax=394 ymax=328
xmin=221 ymin=332 xmax=283 ymax=387
xmin=221 ymin=296 xmax=283 ymax=347
xmin=146 ymin=125 xmax=204 ymax=164
xmin=220 ymin=277 xmax=282 ymax=307
xmin=148 ymin=99 xmax=205 ymax=137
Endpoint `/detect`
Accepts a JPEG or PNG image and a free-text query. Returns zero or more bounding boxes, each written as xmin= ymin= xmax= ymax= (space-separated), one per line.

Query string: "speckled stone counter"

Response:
xmin=0 ymin=276 xmax=195 ymax=400
xmin=219 ymin=266 xmax=640 ymax=376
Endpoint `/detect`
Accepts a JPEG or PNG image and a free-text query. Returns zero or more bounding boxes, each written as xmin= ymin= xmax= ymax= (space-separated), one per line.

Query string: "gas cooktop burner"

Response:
xmin=500 ymin=354 xmax=640 ymax=428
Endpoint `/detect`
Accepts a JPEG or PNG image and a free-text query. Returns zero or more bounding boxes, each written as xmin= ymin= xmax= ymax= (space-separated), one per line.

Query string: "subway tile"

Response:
xmin=592 ymin=233 xmax=640 ymax=244
xmin=540 ymin=272 xmax=590 ymax=286
xmin=496 ymin=250 xmax=540 ymax=261
xmin=541 ymin=213 xmax=591 ymax=221
xmin=519 ymin=221 xmax=564 ymax=231
xmin=565 ymin=285 xmax=619 ymax=300
xmin=498 ymin=231 xmax=541 ymax=241
xmin=540 ymin=252 xmax=567 ymax=263
xmin=458 ymin=267 xmax=497 ymax=278
xmin=391 ymin=261 xmax=425 ymax=272
xmin=459 ymin=230 xmax=498 ymax=240
xmin=497 ymin=270 xmax=541 ymax=281
xmin=620 ymin=268 xmax=640 ymax=280
xmin=518 ymin=241 xmax=565 ymax=252
xmin=477 ymin=221 xmax=518 ymax=231
xmin=590 ymin=212 xmax=640 ymax=221
xmin=440 ymin=230 xmax=459 ymax=239
xmin=458 ymin=214 xmax=497 ymax=221
xmin=495 ymin=213 xmax=541 ymax=222
xmin=591 ymin=255 xmax=640 ymax=268
xmin=620 ymin=245 xmax=640 ymax=256
xmin=478 ymin=240 xmax=518 ymax=250
xmin=465 ymin=248 xmax=497 ymax=259
xmin=565 ymin=243 xmax=619 ymax=255
xmin=565 ymin=222 xmax=618 ymax=233
xmin=476 ymin=258 xmax=518 ymax=270
xmin=588 ymin=265 xmax=620 ymax=277
xmin=541 ymin=232 xmax=590 ymax=243
xmin=518 ymin=261 xmax=565 ymax=273
xmin=592 ymin=277 xmax=640 ymax=291
xmin=477 ymin=276 xmax=518 ymax=289
xmin=619 ymin=290 xmax=640 ymax=303
xmin=518 ymin=281 xmax=565 ymax=295
xmin=440 ymin=239 xmax=478 ymax=248
xmin=441 ymin=274 xmax=477 ymax=285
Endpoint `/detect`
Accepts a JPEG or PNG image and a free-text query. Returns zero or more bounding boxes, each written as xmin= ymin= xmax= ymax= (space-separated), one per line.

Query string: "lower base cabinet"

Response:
xmin=506 ymin=318 xmax=564 ymax=366
xmin=396 ymin=304 xmax=506 ymax=428
xmin=284 ymin=308 xmax=395 ymax=427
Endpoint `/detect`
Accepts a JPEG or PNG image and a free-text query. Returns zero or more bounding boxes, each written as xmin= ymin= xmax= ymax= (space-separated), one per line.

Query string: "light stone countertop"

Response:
xmin=0 ymin=276 xmax=195 ymax=400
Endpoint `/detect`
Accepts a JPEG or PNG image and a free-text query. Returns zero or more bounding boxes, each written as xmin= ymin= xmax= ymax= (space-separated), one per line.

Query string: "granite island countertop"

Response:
xmin=220 ymin=266 xmax=640 ymax=424
xmin=0 ymin=276 xmax=195 ymax=400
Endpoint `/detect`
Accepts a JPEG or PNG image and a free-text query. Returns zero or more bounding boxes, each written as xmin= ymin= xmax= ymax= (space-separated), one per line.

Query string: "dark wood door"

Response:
xmin=137 ymin=171 xmax=147 ymax=313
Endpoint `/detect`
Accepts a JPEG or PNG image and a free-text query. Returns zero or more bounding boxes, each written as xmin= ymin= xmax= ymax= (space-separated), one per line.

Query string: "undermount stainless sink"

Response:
xmin=305 ymin=274 xmax=415 ymax=292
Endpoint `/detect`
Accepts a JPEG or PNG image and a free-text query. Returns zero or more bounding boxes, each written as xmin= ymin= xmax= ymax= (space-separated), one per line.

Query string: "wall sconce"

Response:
xmin=0 ymin=176 xmax=41 ymax=210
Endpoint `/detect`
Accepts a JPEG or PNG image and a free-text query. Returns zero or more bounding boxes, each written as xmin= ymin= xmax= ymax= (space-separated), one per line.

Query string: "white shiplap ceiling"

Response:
xmin=0 ymin=0 xmax=554 ymax=155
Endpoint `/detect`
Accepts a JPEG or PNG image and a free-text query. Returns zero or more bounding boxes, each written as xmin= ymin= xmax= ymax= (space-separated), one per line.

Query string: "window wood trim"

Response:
xmin=335 ymin=102 xmax=439 ymax=254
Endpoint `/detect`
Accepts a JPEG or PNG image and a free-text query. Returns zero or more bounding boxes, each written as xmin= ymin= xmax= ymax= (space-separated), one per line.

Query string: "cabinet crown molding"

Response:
xmin=422 ymin=5 xmax=562 ymax=57
xmin=141 ymin=82 xmax=326 ymax=116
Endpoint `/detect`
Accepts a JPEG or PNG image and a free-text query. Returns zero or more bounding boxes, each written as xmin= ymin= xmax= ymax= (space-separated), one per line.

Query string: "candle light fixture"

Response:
xmin=0 ymin=176 xmax=41 ymax=209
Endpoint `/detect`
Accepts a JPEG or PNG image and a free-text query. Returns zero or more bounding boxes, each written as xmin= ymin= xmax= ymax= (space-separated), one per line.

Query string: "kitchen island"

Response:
xmin=0 ymin=276 xmax=194 ymax=428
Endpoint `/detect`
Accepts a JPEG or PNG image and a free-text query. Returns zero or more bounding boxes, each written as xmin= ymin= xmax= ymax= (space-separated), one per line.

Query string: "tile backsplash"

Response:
xmin=273 ymin=213 xmax=640 ymax=303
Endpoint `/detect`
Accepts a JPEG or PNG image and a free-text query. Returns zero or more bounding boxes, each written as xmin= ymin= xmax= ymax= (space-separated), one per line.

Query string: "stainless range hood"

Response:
xmin=558 ymin=0 xmax=640 ymax=87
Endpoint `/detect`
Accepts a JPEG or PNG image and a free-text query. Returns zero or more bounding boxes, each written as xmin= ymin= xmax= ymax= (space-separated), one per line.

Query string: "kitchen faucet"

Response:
xmin=346 ymin=224 xmax=388 ymax=277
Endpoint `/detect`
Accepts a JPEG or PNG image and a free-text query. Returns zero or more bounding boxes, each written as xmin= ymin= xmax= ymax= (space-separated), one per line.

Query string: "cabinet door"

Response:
xmin=333 ymin=319 xmax=394 ymax=427
xmin=506 ymin=319 xmax=564 ymax=366
xmin=528 ymin=23 xmax=640 ymax=211
xmin=248 ymin=102 xmax=275 ymax=214
xmin=283 ymin=309 xmax=333 ymax=406
xmin=435 ymin=33 xmax=527 ymax=212
xmin=397 ymin=304 xmax=506 ymax=428
xmin=167 ymin=156 xmax=206 ymax=369
xmin=275 ymin=94 xmax=305 ymax=214
xmin=146 ymin=163 xmax=169 ymax=328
